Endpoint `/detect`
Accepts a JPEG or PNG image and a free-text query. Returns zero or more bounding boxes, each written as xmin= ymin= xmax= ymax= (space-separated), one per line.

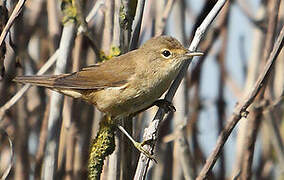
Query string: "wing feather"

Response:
xmin=14 ymin=53 xmax=136 ymax=90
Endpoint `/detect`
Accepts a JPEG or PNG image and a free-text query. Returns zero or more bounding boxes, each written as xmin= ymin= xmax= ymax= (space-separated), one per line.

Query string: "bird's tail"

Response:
xmin=13 ymin=75 xmax=65 ymax=88
xmin=14 ymin=75 xmax=84 ymax=99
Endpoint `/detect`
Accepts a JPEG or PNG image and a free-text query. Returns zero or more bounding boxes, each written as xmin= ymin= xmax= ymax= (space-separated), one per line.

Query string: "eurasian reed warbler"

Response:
xmin=14 ymin=36 xmax=203 ymax=157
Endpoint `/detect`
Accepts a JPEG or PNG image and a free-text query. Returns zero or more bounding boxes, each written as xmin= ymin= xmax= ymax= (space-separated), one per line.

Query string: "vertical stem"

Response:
xmin=42 ymin=22 xmax=76 ymax=180
xmin=215 ymin=3 xmax=230 ymax=178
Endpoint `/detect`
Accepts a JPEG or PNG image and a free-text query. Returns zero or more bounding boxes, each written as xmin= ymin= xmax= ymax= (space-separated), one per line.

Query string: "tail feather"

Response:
xmin=14 ymin=75 xmax=84 ymax=99
xmin=13 ymin=75 xmax=64 ymax=88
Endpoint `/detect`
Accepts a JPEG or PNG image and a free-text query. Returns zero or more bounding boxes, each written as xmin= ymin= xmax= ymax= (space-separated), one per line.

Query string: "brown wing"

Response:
xmin=14 ymin=54 xmax=136 ymax=90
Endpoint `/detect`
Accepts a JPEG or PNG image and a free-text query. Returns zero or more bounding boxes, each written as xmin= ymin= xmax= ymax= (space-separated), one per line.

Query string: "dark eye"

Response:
xmin=161 ymin=50 xmax=172 ymax=58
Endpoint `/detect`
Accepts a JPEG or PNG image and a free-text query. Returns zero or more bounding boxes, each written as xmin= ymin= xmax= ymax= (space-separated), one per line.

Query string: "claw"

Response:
xmin=117 ymin=125 xmax=157 ymax=163
xmin=153 ymin=99 xmax=176 ymax=113
xmin=133 ymin=141 xmax=157 ymax=163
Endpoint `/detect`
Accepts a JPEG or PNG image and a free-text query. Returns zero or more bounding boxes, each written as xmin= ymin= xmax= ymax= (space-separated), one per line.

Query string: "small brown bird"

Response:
xmin=14 ymin=36 xmax=202 ymax=158
xmin=14 ymin=36 xmax=202 ymax=118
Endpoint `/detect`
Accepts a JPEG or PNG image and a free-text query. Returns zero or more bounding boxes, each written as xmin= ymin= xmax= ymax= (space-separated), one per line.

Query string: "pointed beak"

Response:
xmin=185 ymin=51 xmax=204 ymax=58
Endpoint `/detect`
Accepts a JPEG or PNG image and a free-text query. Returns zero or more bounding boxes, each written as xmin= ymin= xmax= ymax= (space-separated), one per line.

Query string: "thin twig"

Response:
xmin=75 ymin=0 xmax=101 ymax=57
xmin=236 ymin=0 xmax=265 ymax=31
xmin=264 ymin=111 xmax=284 ymax=169
xmin=241 ymin=0 xmax=281 ymax=178
xmin=101 ymin=0 xmax=114 ymax=54
xmin=230 ymin=5 xmax=265 ymax=177
xmin=171 ymin=1 xmax=195 ymax=179
xmin=0 ymin=0 xmax=103 ymax=121
xmin=216 ymin=11 xmax=230 ymax=179
xmin=0 ymin=50 xmax=59 ymax=121
xmin=85 ymin=0 xmax=105 ymax=24
xmin=196 ymin=21 xmax=284 ymax=180
xmin=155 ymin=0 xmax=175 ymax=36
xmin=129 ymin=0 xmax=146 ymax=50
xmin=176 ymin=120 xmax=196 ymax=180
xmin=0 ymin=128 xmax=13 ymax=180
xmin=0 ymin=0 xmax=26 ymax=47
xmin=34 ymin=100 xmax=50 ymax=179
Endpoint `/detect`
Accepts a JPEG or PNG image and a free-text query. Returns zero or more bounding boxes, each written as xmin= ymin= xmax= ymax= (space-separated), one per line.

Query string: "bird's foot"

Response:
xmin=153 ymin=99 xmax=176 ymax=113
xmin=133 ymin=140 xmax=157 ymax=163
xmin=117 ymin=125 xmax=156 ymax=162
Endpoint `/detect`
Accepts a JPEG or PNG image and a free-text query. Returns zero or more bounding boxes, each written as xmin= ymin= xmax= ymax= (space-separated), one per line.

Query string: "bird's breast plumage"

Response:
xmin=84 ymin=60 xmax=181 ymax=117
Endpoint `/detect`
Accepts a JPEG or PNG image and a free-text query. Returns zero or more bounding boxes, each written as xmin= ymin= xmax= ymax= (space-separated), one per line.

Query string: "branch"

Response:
xmin=0 ymin=128 xmax=13 ymax=180
xmin=236 ymin=0 xmax=266 ymax=31
xmin=42 ymin=21 xmax=76 ymax=180
xmin=129 ymin=0 xmax=146 ymax=50
xmin=134 ymin=0 xmax=228 ymax=179
xmin=0 ymin=0 xmax=26 ymax=78
xmin=0 ymin=1 xmax=103 ymax=121
xmin=241 ymin=0 xmax=281 ymax=178
xmin=196 ymin=20 xmax=284 ymax=180
xmin=0 ymin=50 xmax=60 ymax=121
xmin=0 ymin=0 xmax=26 ymax=47
xmin=154 ymin=0 xmax=175 ymax=36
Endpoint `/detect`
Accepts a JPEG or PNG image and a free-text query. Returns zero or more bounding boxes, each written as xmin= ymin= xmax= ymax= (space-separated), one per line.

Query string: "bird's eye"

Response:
xmin=161 ymin=49 xmax=172 ymax=58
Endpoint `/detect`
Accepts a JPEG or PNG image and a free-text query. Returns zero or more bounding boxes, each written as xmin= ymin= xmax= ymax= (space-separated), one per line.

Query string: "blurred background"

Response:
xmin=0 ymin=0 xmax=284 ymax=179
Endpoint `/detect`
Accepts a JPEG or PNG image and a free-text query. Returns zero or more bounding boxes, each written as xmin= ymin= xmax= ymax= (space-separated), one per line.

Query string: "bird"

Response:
xmin=13 ymin=35 xmax=203 ymax=158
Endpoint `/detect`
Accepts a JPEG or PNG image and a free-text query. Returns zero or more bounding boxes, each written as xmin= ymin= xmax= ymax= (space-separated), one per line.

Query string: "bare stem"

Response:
xmin=196 ymin=21 xmax=284 ymax=180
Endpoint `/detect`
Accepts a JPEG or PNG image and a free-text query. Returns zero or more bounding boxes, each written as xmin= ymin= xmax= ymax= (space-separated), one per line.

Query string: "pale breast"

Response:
xmin=79 ymin=60 xmax=179 ymax=117
xmin=88 ymin=72 xmax=174 ymax=117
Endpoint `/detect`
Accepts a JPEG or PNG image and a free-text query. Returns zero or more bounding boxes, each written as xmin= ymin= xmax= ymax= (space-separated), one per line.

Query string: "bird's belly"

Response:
xmin=85 ymin=76 xmax=172 ymax=117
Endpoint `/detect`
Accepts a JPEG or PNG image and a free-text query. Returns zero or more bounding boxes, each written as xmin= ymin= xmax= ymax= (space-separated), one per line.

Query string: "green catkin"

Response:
xmin=61 ymin=0 xmax=77 ymax=24
xmin=88 ymin=116 xmax=116 ymax=180
xmin=99 ymin=46 xmax=121 ymax=62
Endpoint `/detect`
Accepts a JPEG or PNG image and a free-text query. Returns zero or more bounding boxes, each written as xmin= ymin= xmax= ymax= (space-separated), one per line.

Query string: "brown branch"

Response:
xmin=129 ymin=0 xmax=146 ymax=50
xmin=264 ymin=108 xmax=284 ymax=168
xmin=101 ymin=0 xmax=114 ymax=54
xmin=0 ymin=0 xmax=26 ymax=47
xmin=240 ymin=109 xmax=263 ymax=180
xmin=34 ymin=100 xmax=50 ymax=179
xmin=230 ymin=5 xmax=266 ymax=177
xmin=261 ymin=0 xmax=281 ymax=64
xmin=0 ymin=50 xmax=60 ymax=121
xmin=214 ymin=2 xmax=231 ymax=179
xmin=196 ymin=21 xmax=284 ymax=180
xmin=0 ymin=0 xmax=103 ymax=121
xmin=240 ymin=1 xmax=281 ymax=179
xmin=154 ymin=0 xmax=175 ymax=36
xmin=0 ymin=0 xmax=26 ymax=78
xmin=0 ymin=128 xmax=13 ymax=180
xmin=236 ymin=0 xmax=266 ymax=31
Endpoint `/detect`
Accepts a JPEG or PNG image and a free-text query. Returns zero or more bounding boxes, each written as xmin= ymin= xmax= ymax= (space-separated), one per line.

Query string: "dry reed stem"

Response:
xmin=197 ymin=22 xmax=284 ymax=180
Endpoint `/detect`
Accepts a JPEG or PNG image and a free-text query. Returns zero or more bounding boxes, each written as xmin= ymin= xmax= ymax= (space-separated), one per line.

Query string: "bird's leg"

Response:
xmin=119 ymin=99 xmax=175 ymax=161
xmin=117 ymin=125 xmax=156 ymax=162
